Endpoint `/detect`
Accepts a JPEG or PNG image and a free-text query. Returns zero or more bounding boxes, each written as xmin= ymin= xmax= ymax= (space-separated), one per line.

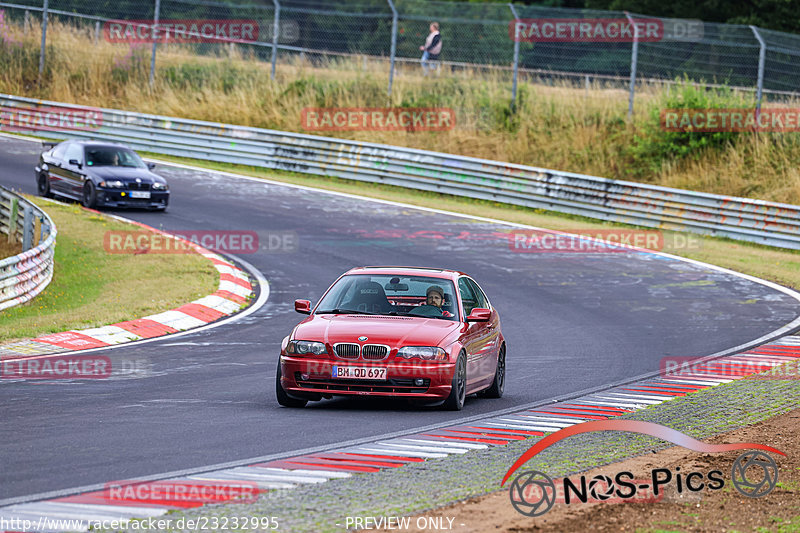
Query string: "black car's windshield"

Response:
xmin=85 ymin=147 xmax=147 ymax=168
xmin=316 ymin=274 xmax=459 ymax=321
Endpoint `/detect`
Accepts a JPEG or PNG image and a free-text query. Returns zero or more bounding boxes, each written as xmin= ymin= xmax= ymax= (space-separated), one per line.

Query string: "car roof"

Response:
xmin=61 ymin=139 xmax=132 ymax=149
xmin=343 ymin=266 xmax=466 ymax=280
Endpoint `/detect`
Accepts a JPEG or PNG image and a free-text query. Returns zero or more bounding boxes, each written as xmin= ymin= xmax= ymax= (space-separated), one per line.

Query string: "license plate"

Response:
xmin=130 ymin=191 xmax=151 ymax=199
xmin=332 ymin=366 xmax=387 ymax=380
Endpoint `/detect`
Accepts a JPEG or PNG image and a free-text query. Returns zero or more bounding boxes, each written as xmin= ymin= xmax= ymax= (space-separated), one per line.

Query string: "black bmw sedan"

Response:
xmin=34 ymin=140 xmax=169 ymax=211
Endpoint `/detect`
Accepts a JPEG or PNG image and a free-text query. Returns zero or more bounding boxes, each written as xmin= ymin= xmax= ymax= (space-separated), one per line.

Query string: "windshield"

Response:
xmin=316 ymin=274 xmax=459 ymax=321
xmin=84 ymin=146 xmax=147 ymax=168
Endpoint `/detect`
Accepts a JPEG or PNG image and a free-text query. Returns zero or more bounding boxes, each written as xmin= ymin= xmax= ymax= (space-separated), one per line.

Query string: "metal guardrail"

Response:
xmin=0 ymin=183 xmax=56 ymax=311
xmin=1 ymin=92 xmax=799 ymax=250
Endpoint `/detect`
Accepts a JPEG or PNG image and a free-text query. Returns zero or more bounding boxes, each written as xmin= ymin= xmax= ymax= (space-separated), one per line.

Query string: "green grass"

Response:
xmin=1 ymin=19 xmax=799 ymax=204
xmin=0 ymin=198 xmax=218 ymax=342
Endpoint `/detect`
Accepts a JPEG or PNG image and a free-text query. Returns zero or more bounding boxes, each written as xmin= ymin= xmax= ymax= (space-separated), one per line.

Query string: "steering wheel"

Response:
xmin=408 ymin=305 xmax=444 ymax=317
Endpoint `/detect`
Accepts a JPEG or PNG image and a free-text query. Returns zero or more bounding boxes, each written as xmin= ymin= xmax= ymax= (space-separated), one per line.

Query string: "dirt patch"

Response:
xmin=377 ymin=408 xmax=800 ymax=533
xmin=0 ymin=236 xmax=22 ymax=260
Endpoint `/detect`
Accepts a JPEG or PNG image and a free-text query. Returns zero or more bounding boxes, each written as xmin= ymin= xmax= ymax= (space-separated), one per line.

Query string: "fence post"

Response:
xmin=750 ymin=25 xmax=766 ymax=112
xmin=387 ymin=0 xmax=398 ymax=97
xmin=22 ymin=206 xmax=34 ymax=251
xmin=38 ymin=0 xmax=48 ymax=80
xmin=149 ymin=0 xmax=161 ymax=87
xmin=24 ymin=10 xmax=30 ymax=34
xmin=95 ymin=20 xmax=100 ymax=44
xmin=624 ymin=12 xmax=638 ymax=118
xmin=271 ymin=0 xmax=280 ymax=80
xmin=508 ymin=3 xmax=520 ymax=112
xmin=8 ymin=197 xmax=18 ymax=244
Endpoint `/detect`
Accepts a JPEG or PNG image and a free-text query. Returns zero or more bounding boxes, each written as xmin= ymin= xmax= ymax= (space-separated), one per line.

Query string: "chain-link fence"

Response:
xmin=1 ymin=0 xmax=799 ymax=112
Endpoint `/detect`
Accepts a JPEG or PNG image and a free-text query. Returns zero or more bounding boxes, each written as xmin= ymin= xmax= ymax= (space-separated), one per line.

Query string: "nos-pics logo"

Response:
xmin=502 ymin=420 xmax=783 ymax=517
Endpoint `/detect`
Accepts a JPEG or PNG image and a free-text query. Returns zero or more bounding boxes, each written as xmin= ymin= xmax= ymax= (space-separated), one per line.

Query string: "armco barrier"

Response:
xmin=2 ymin=93 xmax=799 ymax=249
xmin=0 ymin=184 xmax=56 ymax=311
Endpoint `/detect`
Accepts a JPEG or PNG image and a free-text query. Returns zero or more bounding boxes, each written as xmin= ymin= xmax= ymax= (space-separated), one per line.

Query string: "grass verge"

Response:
xmin=146 ymin=153 xmax=800 ymax=291
xmin=0 ymin=196 xmax=218 ymax=342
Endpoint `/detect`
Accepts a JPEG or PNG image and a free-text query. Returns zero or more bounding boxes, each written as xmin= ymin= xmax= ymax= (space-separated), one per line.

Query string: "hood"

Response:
xmin=293 ymin=314 xmax=460 ymax=348
xmin=89 ymin=167 xmax=166 ymax=184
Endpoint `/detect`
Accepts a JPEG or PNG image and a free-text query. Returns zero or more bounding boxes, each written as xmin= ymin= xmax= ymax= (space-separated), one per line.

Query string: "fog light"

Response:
xmin=301 ymin=373 xmax=309 ymax=381
xmin=415 ymin=378 xmax=424 ymax=386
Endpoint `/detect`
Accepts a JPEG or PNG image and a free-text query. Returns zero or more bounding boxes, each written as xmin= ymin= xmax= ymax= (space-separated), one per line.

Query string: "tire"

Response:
xmin=37 ymin=173 xmax=53 ymax=198
xmin=479 ymin=344 xmax=505 ymax=399
xmin=81 ymin=181 xmax=97 ymax=208
xmin=443 ymin=353 xmax=467 ymax=411
xmin=275 ymin=360 xmax=307 ymax=408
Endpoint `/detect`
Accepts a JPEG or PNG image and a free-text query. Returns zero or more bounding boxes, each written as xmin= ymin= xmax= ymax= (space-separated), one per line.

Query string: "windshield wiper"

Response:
xmin=316 ymin=308 xmax=378 ymax=315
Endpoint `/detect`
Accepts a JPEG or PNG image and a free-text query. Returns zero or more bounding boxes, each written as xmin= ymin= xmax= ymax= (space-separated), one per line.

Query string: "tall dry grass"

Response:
xmin=1 ymin=18 xmax=799 ymax=204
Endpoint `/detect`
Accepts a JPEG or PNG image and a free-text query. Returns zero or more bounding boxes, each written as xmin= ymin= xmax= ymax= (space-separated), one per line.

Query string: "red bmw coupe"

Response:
xmin=276 ymin=267 xmax=506 ymax=410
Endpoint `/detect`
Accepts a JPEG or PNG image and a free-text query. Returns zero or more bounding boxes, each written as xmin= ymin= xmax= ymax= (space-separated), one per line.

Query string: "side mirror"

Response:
xmin=69 ymin=159 xmax=82 ymax=169
xmin=466 ymin=308 xmax=491 ymax=322
xmin=294 ymin=299 xmax=312 ymax=315
xmin=147 ymin=162 xmax=156 ymax=170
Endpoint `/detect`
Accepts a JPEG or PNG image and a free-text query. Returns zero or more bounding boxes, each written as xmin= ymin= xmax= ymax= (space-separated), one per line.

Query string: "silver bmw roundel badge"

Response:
xmin=358 ymin=336 xmax=368 ymax=341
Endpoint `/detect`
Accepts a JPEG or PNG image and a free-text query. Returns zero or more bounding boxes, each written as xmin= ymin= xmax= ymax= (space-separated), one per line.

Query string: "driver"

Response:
xmin=426 ymin=285 xmax=453 ymax=317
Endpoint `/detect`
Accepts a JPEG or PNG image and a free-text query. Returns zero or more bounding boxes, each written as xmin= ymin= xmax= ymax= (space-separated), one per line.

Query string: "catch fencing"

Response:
xmin=0 ymin=1 xmax=800 ymax=112
xmin=0 ymin=184 xmax=57 ymax=311
xmin=1 ymin=92 xmax=797 ymax=250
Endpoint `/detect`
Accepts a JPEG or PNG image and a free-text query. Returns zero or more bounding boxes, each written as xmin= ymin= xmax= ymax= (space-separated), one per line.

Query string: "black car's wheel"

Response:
xmin=81 ymin=182 xmax=97 ymax=208
xmin=275 ymin=360 xmax=307 ymax=408
xmin=443 ymin=352 xmax=467 ymax=411
xmin=479 ymin=344 xmax=505 ymax=399
xmin=37 ymin=173 xmax=53 ymax=198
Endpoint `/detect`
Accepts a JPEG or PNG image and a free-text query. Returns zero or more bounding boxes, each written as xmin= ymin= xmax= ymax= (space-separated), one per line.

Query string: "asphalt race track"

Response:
xmin=1 ymin=134 xmax=798 ymax=501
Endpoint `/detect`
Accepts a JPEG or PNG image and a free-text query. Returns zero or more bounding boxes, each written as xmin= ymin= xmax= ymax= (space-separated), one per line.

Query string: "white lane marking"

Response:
xmin=568 ymin=398 xmax=647 ymax=408
xmin=142 ymin=310 xmax=207 ymax=330
xmin=390 ymin=438 xmax=488 ymax=450
xmin=348 ymin=447 xmax=449 ymax=459
xmin=73 ymin=325 xmax=142 ymax=344
xmin=601 ymin=392 xmax=675 ymax=401
xmin=371 ymin=442 xmax=469 ymax=454
xmin=192 ymin=294 xmax=241 ymax=314
xmin=594 ymin=395 xmax=664 ymax=405
xmin=180 ymin=475 xmax=295 ymax=490
xmin=514 ymin=415 xmax=582 ymax=425
xmin=202 ymin=470 xmax=326 ymax=484
xmin=249 ymin=467 xmax=351 ymax=479
xmin=218 ymin=279 xmax=252 ymax=297
xmin=1 ymin=501 xmax=166 ymax=521
xmin=497 ymin=417 xmax=574 ymax=428
xmin=480 ymin=421 xmax=560 ymax=432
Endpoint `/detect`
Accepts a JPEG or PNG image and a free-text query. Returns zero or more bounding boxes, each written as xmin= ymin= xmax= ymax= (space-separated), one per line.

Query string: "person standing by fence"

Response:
xmin=419 ymin=22 xmax=442 ymax=74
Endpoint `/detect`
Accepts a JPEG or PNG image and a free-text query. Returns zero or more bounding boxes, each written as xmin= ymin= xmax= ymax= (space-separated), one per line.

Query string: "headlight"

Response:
xmin=152 ymin=182 xmax=168 ymax=190
xmin=397 ymin=346 xmax=447 ymax=361
xmin=287 ymin=340 xmax=327 ymax=356
xmin=99 ymin=180 xmax=125 ymax=188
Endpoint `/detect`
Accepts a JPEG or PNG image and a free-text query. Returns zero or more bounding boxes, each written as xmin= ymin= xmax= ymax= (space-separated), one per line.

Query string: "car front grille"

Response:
xmin=333 ymin=343 xmax=360 ymax=359
xmin=362 ymin=344 xmax=389 ymax=360
xmin=126 ymin=182 xmax=151 ymax=191
xmin=294 ymin=373 xmax=429 ymax=394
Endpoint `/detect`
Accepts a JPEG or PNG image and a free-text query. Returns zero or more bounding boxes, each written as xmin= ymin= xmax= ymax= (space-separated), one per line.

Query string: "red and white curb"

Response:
xmin=2 ymin=335 xmax=798 ymax=532
xmin=0 ymin=215 xmax=255 ymax=359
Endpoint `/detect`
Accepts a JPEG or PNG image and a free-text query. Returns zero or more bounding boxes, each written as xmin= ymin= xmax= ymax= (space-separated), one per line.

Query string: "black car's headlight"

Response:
xmin=152 ymin=182 xmax=168 ymax=191
xmin=99 ymin=180 xmax=125 ymax=188
xmin=287 ymin=340 xmax=327 ymax=356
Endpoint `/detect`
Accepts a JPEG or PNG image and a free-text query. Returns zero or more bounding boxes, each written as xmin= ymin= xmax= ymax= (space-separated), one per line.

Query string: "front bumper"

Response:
xmin=280 ymin=356 xmax=455 ymax=400
xmin=96 ymin=189 xmax=169 ymax=209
